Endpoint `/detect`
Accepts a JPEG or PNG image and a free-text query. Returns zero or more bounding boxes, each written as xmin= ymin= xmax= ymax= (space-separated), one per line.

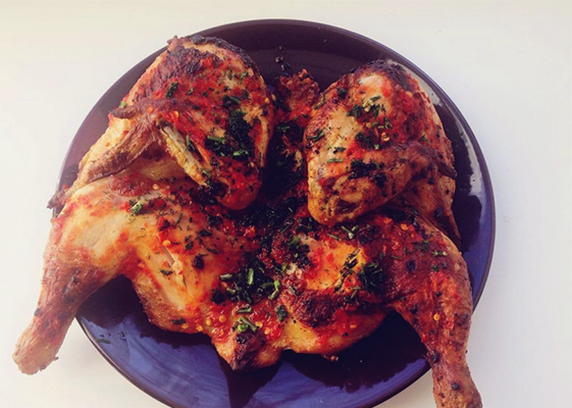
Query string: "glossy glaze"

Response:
xmin=59 ymin=20 xmax=494 ymax=408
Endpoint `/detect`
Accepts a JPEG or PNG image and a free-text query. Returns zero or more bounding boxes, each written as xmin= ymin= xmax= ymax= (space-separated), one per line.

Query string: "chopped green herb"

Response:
xmin=185 ymin=135 xmax=197 ymax=153
xmin=379 ymin=116 xmax=393 ymax=130
xmin=268 ymin=280 xmax=281 ymax=300
xmin=207 ymin=135 xmax=226 ymax=143
xmin=327 ymin=158 xmax=344 ymax=163
xmin=130 ymin=200 xmax=144 ymax=215
xmin=220 ymin=274 xmax=234 ymax=281
xmin=246 ymin=268 xmax=255 ymax=286
xmin=234 ymin=316 xmax=257 ymax=333
xmin=333 ymin=146 xmax=346 ymax=153
xmin=232 ymin=149 xmax=249 ymax=159
xmin=237 ymin=305 xmax=252 ymax=314
xmin=358 ymin=262 xmax=384 ymax=292
xmin=308 ymin=129 xmax=325 ymax=142
xmin=160 ymin=269 xmax=173 ymax=276
xmin=341 ymin=225 xmax=359 ymax=239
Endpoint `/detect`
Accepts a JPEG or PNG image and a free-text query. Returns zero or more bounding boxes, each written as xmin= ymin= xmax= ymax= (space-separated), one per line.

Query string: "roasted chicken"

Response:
xmin=52 ymin=36 xmax=274 ymax=210
xmin=15 ymin=152 xmax=480 ymax=406
xmin=305 ymin=61 xmax=459 ymax=240
xmin=15 ymin=40 xmax=481 ymax=408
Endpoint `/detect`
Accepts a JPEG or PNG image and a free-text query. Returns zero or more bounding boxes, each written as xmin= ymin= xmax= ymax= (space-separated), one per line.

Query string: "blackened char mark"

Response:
xmin=230 ymin=331 xmax=265 ymax=370
xmin=185 ymin=35 xmax=258 ymax=71
xmin=290 ymin=291 xmax=336 ymax=328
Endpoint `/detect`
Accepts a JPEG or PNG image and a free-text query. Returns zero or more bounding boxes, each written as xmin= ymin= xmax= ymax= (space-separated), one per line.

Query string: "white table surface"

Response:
xmin=1 ymin=1 xmax=571 ymax=407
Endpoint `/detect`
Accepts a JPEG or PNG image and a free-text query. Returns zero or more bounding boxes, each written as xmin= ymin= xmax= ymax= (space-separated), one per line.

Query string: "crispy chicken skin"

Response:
xmin=305 ymin=61 xmax=459 ymax=240
xmin=54 ymin=36 xmax=274 ymax=210
xmin=16 ymin=62 xmax=481 ymax=408
xmin=14 ymin=155 xmax=480 ymax=406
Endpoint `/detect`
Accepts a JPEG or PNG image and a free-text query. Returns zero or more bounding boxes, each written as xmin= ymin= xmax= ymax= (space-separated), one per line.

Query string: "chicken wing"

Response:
xmin=305 ymin=61 xmax=459 ymax=240
xmin=53 ymin=36 xmax=274 ymax=210
xmin=15 ymin=153 xmax=255 ymax=374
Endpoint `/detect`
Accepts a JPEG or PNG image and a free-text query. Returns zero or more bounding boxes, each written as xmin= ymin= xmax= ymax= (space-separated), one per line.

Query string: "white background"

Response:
xmin=1 ymin=1 xmax=571 ymax=407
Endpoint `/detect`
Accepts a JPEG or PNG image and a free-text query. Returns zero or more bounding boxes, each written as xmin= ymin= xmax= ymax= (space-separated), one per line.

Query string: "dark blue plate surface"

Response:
xmin=61 ymin=20 xmax=494 ymax=408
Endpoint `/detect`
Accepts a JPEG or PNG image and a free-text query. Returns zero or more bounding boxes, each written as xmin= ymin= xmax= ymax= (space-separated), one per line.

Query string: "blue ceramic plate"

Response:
xmin=61 ymin=20 xmax=494 ymax=408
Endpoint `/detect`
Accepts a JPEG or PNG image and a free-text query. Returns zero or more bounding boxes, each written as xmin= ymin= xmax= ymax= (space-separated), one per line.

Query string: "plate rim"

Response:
xmin=65 ymin=18 xmax=496 ymax=408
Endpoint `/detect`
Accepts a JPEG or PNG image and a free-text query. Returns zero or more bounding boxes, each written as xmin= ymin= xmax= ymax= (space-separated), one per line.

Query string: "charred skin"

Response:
xmin=305 ymin=61 xmax=459 ymax=240
xmin=261 ymin=69 xmax=321 ymax=199
xmin=56 ymin=36 xmax=274 ymax=211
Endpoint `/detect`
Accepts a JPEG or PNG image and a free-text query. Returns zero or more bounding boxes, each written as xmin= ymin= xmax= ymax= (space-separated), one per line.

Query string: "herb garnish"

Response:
xmin=129 ymin=200 xmax=144 ymax=215
xmin=358 ymin=261 xmax=384 ymax=292
xmin=234 ymin=316 xmax=257 ymax=333
xmin=341 ymin=225 xmax=359 ymax=239
xmin=237 ymin=305 xmax=252 ymax=314
xmin=308 ymin=129 xmax=325 ymax=142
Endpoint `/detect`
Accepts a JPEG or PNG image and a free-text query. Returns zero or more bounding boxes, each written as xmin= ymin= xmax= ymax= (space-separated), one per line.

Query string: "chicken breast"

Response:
xmin=305 ymin=61 xmax=459 ymax=240
xmin=53 ymin=35 xmax=274 ymax=210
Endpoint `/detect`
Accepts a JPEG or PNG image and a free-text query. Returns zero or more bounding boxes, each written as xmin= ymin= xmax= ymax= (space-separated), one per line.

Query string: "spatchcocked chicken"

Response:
xmin=15 ymin=36 xmax=481 ymax=408
xmin=51 ymin=36 xmax=274 ymax=211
